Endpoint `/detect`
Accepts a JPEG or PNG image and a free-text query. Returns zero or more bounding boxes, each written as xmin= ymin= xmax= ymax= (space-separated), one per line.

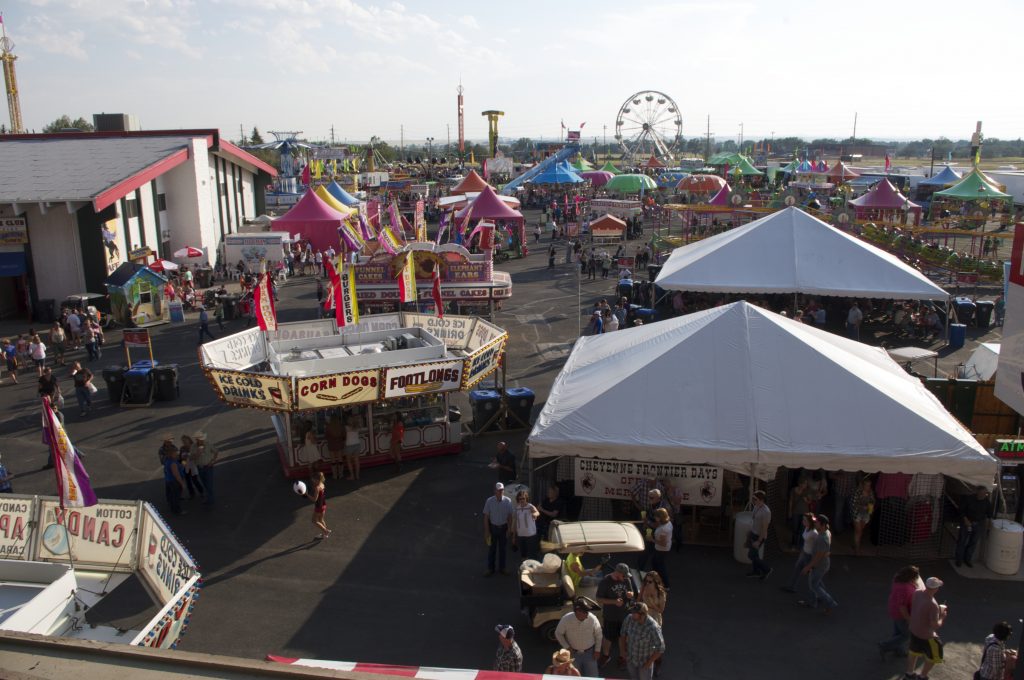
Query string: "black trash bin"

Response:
xmin=36 ymin=299 xmax=55 ymax=324
xmin=195 ymin=268 xmax=212 ymax=289
xmin=154 ymin=364 xmax=179 ymax=401
xmin=222 ymin=295 xmax=237 ymax=321
xmin=102 ymin=366 xmax=126 ymax=404
xmin=954 ymin=298 xmax=976 ymax=326
xmin=123 ymin=361 xmax=156 ymax=405
xmin=975 ymin=300 xmax=994 ymax=329
xmin=469 ymin=389 xmax=501 ymax=431
xmin=505 ymin=387 xmax=535 ymax=429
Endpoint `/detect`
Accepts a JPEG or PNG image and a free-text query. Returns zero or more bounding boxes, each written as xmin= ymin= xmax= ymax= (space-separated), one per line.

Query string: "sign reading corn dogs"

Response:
xmin=295 ymin=370 xmax=381 ymax=410
xmin=384 ymin=359 xmax=463 ymax=399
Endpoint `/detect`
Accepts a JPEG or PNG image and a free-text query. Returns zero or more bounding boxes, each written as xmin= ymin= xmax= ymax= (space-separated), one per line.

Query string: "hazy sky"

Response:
xmin=4 ymin=0 xmax=1022 ymax=146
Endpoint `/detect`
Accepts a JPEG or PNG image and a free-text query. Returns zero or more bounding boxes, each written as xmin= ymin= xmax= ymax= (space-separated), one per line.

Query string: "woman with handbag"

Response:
xmin=70 ymin=362 xmax=95 ymax=417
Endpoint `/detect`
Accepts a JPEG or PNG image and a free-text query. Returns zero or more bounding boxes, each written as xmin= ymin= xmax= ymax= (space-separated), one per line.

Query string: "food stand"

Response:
xmin=199 ymin=313 xmax=508 ymax=478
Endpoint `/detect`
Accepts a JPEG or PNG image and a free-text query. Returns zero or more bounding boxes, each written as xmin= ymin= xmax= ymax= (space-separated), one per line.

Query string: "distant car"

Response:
xmin=518 ymin=520 xmax=645 ymax=641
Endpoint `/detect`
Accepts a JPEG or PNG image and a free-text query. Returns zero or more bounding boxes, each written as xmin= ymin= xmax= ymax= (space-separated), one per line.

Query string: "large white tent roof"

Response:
xmin=654 ymin=206 xmax=948 ymax=300
xmin=528 ymin=302 xmax=995 ymax=487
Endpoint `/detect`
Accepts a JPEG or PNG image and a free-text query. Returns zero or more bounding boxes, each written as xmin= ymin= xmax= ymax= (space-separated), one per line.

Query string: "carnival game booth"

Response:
xmin=353 ymin=241 xmax=512 ymax=317
xmin=589 ymin=214 xmax=627 ymax=243
xmin=0 ymin=496 xmax=200 ymax=649
xmin=526 ymin=302 xmax=998 ymax=559
xmin=200 ymin=313 xmax=508 ymax=479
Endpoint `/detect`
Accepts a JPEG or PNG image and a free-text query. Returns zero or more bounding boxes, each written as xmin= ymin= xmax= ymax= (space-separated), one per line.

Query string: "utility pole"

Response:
xmin=603 ymin=124 xmax=607 ymax=154
xmin=446 ymin=123 xmax=451 ymax=161
xmin=400 ymin=124 xmax=404 ymax=157
xmin=705 ymin=115 xmax=712 ymax=161
xmin=239 ymin=124 xmax=244 ymax=144
xmin=739 ymin=122 xmax=744 ymax=150
xmin=852 ymin=112 xmax=857 ymax=141
xmin=330 ymin=124 xmax=335 ymax=146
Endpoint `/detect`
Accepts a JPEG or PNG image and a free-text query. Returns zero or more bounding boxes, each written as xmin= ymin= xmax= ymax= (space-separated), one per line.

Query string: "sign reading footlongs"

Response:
xmin=574 ymin=458 xmax=723 ymax=507
xmin=384 ymin=359 xmax=463 ymax=398
xmin=209 ymin=370 xmax=293 ymax=411
xmin=295 ymin=370 xmax=381 ymax=409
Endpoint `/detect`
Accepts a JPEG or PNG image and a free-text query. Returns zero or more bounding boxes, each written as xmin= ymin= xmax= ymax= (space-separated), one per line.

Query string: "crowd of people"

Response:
xmin=158 ymin=432 xmax=220 ymax=516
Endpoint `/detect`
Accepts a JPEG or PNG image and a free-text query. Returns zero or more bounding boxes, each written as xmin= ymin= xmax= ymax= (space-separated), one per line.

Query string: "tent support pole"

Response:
xmin=945 ymin=295 xmax=951 ymax=347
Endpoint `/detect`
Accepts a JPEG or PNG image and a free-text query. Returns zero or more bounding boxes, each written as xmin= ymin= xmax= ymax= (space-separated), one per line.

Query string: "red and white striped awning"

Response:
xmin=266 ymin=655 xmax=599 ymax=679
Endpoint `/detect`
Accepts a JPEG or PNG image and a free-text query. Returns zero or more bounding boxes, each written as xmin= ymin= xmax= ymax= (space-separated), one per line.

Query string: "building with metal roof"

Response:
xmin=0 ymin=129 xmax=276 ymax=320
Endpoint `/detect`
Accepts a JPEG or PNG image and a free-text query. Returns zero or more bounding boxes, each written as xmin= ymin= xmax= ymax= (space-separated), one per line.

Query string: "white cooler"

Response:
xmin=985 ymin=519 xmax=1024 ymax=575
xmin=733 ymin=511 xmax=764 ymax=564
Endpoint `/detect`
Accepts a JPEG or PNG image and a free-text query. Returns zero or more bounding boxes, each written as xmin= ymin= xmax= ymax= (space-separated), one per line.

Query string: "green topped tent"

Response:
xmin=707 ymin=152 xmax=762 ymax=176
xmin=707 ymin=151 xmax=743 ymax=166
xmin=933 ymin=168 xmax=1011 ymax=202
xmin=731 ymin=156 xmax=763 ymax=176
xmin=599 ymin=161 xmax=623 ymax=175
xmin=605 ymin=173 xmax=658 ymax=194
xmin=572 ymin=157 xmax=595 ymax=171
xmin=779 ymin=159 xmax=800 ymax=173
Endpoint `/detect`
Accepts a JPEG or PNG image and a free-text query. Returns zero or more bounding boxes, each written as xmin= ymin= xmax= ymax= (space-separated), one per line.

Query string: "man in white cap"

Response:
xmin=483 ymin=482 xmax=513 ymax=576
xmin=493 ymin=624 xmax=522 ymax=672
xmin=906 ymin=576 xmax=948 ymax=680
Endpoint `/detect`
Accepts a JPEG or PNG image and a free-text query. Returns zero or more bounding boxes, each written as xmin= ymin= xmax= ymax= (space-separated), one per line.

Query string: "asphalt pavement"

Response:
xmin=0 ymin=218 xmax=1020 ymax=680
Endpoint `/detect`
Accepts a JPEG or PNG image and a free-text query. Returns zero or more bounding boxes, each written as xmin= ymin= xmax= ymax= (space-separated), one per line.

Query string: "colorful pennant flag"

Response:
xmin=378 ymin=228 xmax=400 ymax=255
xmin=398 ymin=252 xmax=417 ymax=304
xmin=357 ymin=213 xmax=375 ymax=241
xmin=337 ymin=263 xmax=360 ymax=327
xmin=43 ymin=397 xmax=98 ymax=508
xmin=431 ymin=266 xmax=444 ymax=318
xmin=414 ymin=200 xmax=426 ymax=242
xmin=435 ymin=211 xmax=450 ymax=244
xmin=301 ymin=164 xmax=311 ymax=185
xmin=337 ymin=219 xmax=364 ymax=251
xmin=254 ymin=271 xmax=278 ymax=331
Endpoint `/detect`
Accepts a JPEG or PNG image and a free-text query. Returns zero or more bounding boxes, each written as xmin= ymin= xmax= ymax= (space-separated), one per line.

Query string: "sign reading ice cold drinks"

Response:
xmin=574 ymin=458 xmax=723 ymax=507
xmin=209 ymin=370 xmax=293 ymax=411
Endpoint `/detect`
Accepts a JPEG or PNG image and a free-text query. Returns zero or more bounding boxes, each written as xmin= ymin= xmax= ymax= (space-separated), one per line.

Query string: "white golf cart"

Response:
xmin=519 ymin=520 xmax=645 ymax=641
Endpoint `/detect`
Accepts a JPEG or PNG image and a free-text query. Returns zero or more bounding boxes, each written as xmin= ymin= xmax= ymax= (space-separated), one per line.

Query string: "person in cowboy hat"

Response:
xmin=546 ymin=648 xmax=581 ymax=676
xmin=192 ymin=431 xmax=219 ymax=506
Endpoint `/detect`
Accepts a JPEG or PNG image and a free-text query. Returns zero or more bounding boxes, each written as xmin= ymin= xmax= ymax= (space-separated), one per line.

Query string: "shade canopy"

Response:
xmin=173 ymin=246 xmax=203 ymax=259
xmin=917 ymin=165 xmax=962 ymax=187
xmin=796 ymin=160 xmax=815 ymax=173
xmin=580 ymin=170 xmax=614 ymax=188
xmin=849 ymin=178 xmax=920 ymax=210
xmin=708 ymin=184 xmax=733 ymax=206
xmin=826 ymin=160 xmax=860 ymax=181
xmin=528 ymin=301 xmax=996 ymax=487
xmin=655 ymin=171 xmax=690 ymax=188
xmin=605 ymin=173 xmax=658 ymax=194
xmin=644 ymin=156 xmax=666 ymax=169
xmin=326 ymin=180 xmax=361 ymax=206
xmin=529 ymin=161 xmax=585 ymax=185
xmin=599 ymin=161 xmax=623 ymax=175
xmin=455 ymin=185 xmax=524 ymax=221
xmin=450 ymin=170 xmax=491 ymax=195
xmin=933 ymin=168 xmax=1011 ymax=201
xmin=571 ymin=157 xmax=594 ymax=171
xmin=273 ymin=189 xmax=350 ymax=251
xmin=677 ymin=174 xmax=727 ymax=193
xmin=655 ymin=207 xmax=948 ymax=300
xmin=314 ymin=185 xmax=356 ymax=215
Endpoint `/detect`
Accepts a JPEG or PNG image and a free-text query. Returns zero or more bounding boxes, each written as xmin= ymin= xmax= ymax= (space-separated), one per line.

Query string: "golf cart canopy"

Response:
xmin=546 ymin=521 xmax=645 ymax=554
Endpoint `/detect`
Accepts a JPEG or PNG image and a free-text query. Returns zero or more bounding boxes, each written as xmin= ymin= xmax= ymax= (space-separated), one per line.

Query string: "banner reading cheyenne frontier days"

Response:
xmin=574 ymin=458 xmax=723 ymax=507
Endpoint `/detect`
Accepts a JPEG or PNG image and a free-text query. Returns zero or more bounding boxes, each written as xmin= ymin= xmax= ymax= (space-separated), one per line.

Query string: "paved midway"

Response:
xmin=0 ymin=216 xmax=1018 ymax=679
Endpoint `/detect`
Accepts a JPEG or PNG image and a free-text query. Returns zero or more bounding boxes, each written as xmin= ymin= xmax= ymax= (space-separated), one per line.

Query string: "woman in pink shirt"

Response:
xmin=878 ymin=565 xmax=923 ymax=660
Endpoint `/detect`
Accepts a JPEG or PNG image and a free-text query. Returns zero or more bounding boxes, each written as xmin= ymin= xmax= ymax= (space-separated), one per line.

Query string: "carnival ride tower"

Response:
xmin=481 ymin=110 xmax=503 ymax=158
xmin=1 ymin=17 xmax=24 ymax=133
xmin=457 ymin=82 xmax=465 ymax=158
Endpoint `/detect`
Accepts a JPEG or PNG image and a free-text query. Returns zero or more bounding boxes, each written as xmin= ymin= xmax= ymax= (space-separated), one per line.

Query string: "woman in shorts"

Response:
xmin=49 ymin=322 xmax=66 ymax=367
xmin=306 ymin=471 xmax=331 ymax=539
xmin=344 ymin=411 xmax=363 ymax=480
xmin=3 ymin=339 xmax=19 ymax=384
xmin=29 ymin=334 xmax=47 ymax=377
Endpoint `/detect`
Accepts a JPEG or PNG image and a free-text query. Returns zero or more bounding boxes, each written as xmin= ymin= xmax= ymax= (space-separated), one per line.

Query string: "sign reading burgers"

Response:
xmin=383 ymin=359 xmax=463 ymax=399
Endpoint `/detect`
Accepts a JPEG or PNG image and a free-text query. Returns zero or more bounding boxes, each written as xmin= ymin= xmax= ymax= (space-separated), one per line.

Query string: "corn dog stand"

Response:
xmin=199 ymin=313 xmax=508 ymax=478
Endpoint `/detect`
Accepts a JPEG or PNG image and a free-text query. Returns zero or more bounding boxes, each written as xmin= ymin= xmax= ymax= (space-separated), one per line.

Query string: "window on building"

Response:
xmin=138 ymin=282 xmax=152 ymax=304
xmin=157 ymin=194 xmax=167 ymax=211
xmin=125 ymin=199 xmax=139 ymax=219
xmin=220 ymin=183 xmax=227 ymax=196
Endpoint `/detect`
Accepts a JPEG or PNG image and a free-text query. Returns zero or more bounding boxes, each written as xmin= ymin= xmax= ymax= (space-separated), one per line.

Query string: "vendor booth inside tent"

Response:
xmin=200 ymin=313 xmax=508 ymax=478
xmin=526 ymin=301 xmax=997 ymax=559
xmin=849 ymin=178 xmax=923 ymax=226
xmin=104 ymin=263 xmax=169 ymax=326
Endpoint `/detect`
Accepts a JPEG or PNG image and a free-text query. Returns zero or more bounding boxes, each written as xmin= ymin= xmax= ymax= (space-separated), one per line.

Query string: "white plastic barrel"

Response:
xmin=733 ymin=511 xmax=764 ymax=564
xmin=985 ymin=519 xmax=1024 ymax=575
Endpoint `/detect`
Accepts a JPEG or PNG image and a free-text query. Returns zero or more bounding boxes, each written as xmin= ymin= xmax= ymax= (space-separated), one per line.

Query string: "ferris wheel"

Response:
xmin=614 ymin=90 xmax=683 ymax=163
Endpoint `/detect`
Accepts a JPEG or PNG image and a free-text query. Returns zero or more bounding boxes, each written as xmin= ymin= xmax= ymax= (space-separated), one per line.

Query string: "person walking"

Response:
xmin=596 ymin=563 xmax=636 ymax=668
xmin=639 ymin=571 xmax=668 ymax=627
xmin=2 ymin=338 xmax=19 ymax=384
xmin=493 ymin=624 xmax=522 ymax=672
xmin=621 ymin=602 xmax=665 ymax=680
xmin=879 ymin=565 xmax=924 ymax=660
xmin=799 ymin=514 xmax=838 ymax=614
xmin=956 ymin=485 xmax=993 ymax=567
xmin=846 ymin=301 xmax=863 ymax=340
xmin=483 ymin=482 xmax=513 ymax=576
xmin=492 ymin=441 xmax=516 ymax=484
xmin=0 ymin=453 xmax=13 ymax=493
xmin=511 ymin=489 xmax=540 ymax=561
xmin=193 ymin=432 xmax=219 ymax=506
xmin=977 ymin=621 xmax=1014 ymax=680
xmin=306 ymin=471 xmax=331 ymax=539
xmin=851 ymin=476 xmax=876 ymax=554
xmin=82 ymin=321 xmax=98 ymax=361
xmin=781 ymin=512 xmax=818 ymax=595
xmin=649 ymin=508 xmax=673 ymax=588
xmin=555 ymin=599 xmax=603 ymax=678
xmin=746 ymin=490 xmax=773 ymax=580
xmin=197 ymin=306 xmax=216 ymax=345
xmin=49 ymin=322 xmax=66 ymax=367
xmin=29 ymin=335 xmax=46 ymax=377
xmin=906 ymin=577 xmax=948 ymax=680
xmin=70 ymin=362 xmax=94 ymax=417
xmin=163 ymin=446 xmax=186 ymax=516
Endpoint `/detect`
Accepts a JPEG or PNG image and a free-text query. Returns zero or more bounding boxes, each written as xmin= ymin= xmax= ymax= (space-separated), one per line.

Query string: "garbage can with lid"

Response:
xmin=975 ymin=300 xmax=994 ymax=329
xmin=469 ymin=389 xmax=502 ymax=431
xmin=123 ymin=360 xmax=157 ymax=405
xmin=222 ymin=295 xmax=237 ymax=321
xmin=505 ymin=387 xmax=535 ymax=429
xmin=154 ymin=364 xmax=179 ymax=401
xmin=954 ymin=298 xmax=976 ymax=326
xmin=102 ymin=366 xmax=126 ymax=405
xmin=949 ymin=323 xmax=967 ymax=350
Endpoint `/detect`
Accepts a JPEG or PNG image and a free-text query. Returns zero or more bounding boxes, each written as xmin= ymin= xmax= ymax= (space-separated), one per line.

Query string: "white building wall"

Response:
xmin=160 ymin=138 xmax=219 ymax=265
xmin=26 ymin=204 xmax=86 ymax=301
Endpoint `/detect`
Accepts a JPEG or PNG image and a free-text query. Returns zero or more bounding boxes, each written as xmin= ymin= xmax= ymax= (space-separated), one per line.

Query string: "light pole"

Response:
xmin=426 ymin=137 xmax=435 ymax=177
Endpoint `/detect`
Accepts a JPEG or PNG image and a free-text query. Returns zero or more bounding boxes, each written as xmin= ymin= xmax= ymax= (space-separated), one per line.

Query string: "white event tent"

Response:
xmin=655 ymin=206 xmax=948 ymax=300
xmin=527 ymin=302 xmax=996 ymax=487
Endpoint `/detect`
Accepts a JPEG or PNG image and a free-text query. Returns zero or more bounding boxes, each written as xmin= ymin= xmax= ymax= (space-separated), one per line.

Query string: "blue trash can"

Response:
xmin=636 ymin=308 xmax=657 ymax=324
xmin=505 ymin=387 xmax=535 ymax=429
xmin=469 ymin=389 xmax=502 ymax=431
xmin=949 ymin=323 xmax=967 ymax=350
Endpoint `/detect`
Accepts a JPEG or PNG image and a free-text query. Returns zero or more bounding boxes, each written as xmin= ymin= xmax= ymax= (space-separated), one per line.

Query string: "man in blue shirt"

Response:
xmin=0 ymin=453 xmax=12 ymax=493
xmin=483 ymin=482 xmax=514 ymax=576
